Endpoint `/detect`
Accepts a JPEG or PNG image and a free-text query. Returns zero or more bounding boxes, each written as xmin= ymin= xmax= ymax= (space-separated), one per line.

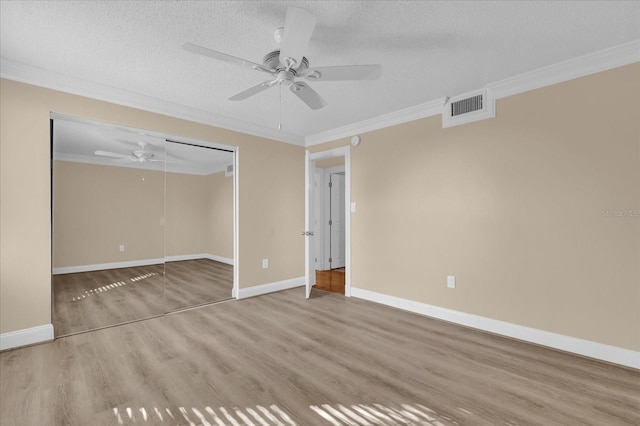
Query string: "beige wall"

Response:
xmin=53 ymin=161 xmax=164 ymax=267
xmin=52 ymin=161 xmax=233 ymax=267
xmin=0 ymin=79 xmax=304 ymax=334
xmin=204 ymin=171 xmax=234 ymax=259
xmin=315 ymin=156 xmax=345 ymax=169
xmin=2 ymin=63 xmax=638 ymax=353
xmin=165 ymin=170 xmax=233 ymax=259
xmin=316 ymin=64 xmax=640 ymax=351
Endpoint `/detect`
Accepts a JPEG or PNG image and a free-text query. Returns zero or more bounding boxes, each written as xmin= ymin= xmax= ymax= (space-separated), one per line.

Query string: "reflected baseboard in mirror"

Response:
xmin=52 ymin=264 xmax=165 ymax=337
xmin=164 ymin=259 xmax=233 ymax=312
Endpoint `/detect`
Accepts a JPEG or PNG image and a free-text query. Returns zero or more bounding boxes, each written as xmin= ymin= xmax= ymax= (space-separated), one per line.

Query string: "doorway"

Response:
xmin=305 ymin=146 xmax=351 ymax=298
xmin=314 ymin=165 xmax=346 ymax=294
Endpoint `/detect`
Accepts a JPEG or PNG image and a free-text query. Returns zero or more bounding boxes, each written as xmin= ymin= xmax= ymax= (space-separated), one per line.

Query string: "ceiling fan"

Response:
xmin=95 ymin=142 xmax=163 ymax=163
xmin=183 ymin=6 xmax=381 ymax=110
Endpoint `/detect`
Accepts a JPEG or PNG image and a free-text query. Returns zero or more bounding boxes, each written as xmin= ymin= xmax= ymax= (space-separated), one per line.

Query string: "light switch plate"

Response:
xmin=447 ymin=275 xmax=456 ymax=288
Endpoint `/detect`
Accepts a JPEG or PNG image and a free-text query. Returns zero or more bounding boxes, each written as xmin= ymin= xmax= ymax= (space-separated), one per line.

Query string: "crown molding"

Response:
xmin=3 ymin=39 xmax=638 ymax=149
xmin=305 ymin=98 xmax=446 ymax=147
xmin=305 ymin=39 xmax=640 ymax=147
xmin=487 ymin=39 xmax=640 ymax=99
xmin=0 ymin=59 xmax=305 ymax=146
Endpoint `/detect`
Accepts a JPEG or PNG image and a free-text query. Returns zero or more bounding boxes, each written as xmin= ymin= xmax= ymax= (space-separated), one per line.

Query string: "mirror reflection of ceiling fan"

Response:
xmin=95 ymin=142 xmax=164 ymax=163
xmin=183 ymin=6 xmax=382 ymax=110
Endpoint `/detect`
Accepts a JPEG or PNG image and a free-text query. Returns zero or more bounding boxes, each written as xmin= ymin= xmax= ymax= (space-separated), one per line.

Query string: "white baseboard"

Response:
xmin=54 ymin=253 xmax=234 ymax=274
xmin=203 ymin=253 xmax=234 ymax=265
xmin=0 ymin=324 xmax=54 ymax=351
xmin=162 ymin=253 xmax=234 ymax=265
xmin=164 ymin=253 xmax=205 ymax=262
xmin=238 ymin=276 xmax=305 ymax=299
xmin=351 ymin=287 xmax=639 ymax=370
xmin=53 ymin=258 xmax=164 ymax=275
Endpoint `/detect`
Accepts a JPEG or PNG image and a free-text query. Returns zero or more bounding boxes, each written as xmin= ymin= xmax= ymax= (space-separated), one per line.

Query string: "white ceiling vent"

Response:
xmin=442 ymin=89 xmax=495 ymax=128
xmin=225 ymin=164 xmax=234 ymax=177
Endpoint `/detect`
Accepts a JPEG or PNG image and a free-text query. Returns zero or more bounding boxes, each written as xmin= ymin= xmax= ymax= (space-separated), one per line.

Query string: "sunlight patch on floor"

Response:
xmin=112 ymin=403 xmax=456 ymax=425
xmin=309 ymin=403 xmax=457 ymax=425
xmin=71 ymin=272 xmax=158 ymax=302
xmin=113 ymin=404 xmax=296 ymax=425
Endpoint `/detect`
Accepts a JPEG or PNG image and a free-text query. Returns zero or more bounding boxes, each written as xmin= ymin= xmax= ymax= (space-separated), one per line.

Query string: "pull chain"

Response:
xmin=278 ymin=83 xmax=282 ymax=131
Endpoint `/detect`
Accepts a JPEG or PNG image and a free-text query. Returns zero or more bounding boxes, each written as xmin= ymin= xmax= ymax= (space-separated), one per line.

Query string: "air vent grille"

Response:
xmin=442 ymin=89 xmax=495 ymax=128
xmin=451 ymin=94 xmax=483 ymax=117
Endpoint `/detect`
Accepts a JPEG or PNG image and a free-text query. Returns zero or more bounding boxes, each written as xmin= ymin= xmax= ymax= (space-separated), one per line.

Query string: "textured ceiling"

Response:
xmin=1 ymin=1 xmax=639 ymax=144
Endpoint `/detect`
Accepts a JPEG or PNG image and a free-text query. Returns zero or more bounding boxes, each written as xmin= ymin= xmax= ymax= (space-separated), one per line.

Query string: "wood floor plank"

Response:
xmin=2 ymin=287 xmax=639 ymax=425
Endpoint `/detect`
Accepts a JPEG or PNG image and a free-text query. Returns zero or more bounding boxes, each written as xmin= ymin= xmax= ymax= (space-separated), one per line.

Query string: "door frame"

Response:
xmin=306 ymin=146 xmax=352 ymax=297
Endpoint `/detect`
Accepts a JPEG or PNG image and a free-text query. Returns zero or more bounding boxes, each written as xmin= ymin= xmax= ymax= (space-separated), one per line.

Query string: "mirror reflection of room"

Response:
xmin=164 ymin=141 xmax=234 ymax=312
xmin=51 ymin=118 xmax=234 ymax=337
xmin=52 ymin=119 xmax=166 ymax=336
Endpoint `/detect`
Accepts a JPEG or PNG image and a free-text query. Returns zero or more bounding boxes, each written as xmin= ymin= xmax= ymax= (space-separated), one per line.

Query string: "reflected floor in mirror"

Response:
xmin=53 ymin=259 xmax=233 ymax=336
xmin=53 ymin=264 xmax=165 ymax=337
xmin=164 ymin=259 xmax=233 ymax=312
xmin=4 ymin=288 xmax=639 ymax=425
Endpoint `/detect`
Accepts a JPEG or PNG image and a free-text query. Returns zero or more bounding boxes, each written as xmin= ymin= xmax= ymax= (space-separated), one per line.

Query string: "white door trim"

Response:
xmin=232 ymin=148 xmax=239 ymax=298
xmin=308 ymin=146 xmax=352 ymax=297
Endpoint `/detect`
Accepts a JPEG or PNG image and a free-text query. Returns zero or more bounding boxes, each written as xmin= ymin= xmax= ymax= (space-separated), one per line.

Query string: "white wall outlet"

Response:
xmin=262 ymin=258 xmax=269 ymax=269
xmin=447 ymin=275 xmax=456 ymax=288
xmin=351 ymin=202 xmax=357 ymax=213
xmin=119 ymin=244 xmax=125 ymax=252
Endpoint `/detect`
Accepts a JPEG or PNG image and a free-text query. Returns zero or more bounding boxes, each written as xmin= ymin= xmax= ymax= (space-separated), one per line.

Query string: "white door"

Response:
xmin=329 ymin=173 xmax=346 ymax=269
xmin=304 ymin=151 xmax=316 ymax=298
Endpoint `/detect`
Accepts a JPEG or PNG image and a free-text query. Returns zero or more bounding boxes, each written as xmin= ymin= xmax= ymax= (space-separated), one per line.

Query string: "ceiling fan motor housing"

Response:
xmin=263 ymin=50 xmax=309 ymax=75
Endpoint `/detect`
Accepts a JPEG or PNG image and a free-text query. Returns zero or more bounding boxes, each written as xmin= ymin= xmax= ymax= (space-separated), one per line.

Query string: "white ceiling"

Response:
xmin=1 ymin=1 xmax=639 ymax=146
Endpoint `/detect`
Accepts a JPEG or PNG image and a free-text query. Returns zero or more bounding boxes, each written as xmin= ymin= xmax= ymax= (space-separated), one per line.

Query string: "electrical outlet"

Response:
xmin=262 ymin=258 xmax=269 ymax=269
xmin=119 ymin=244 xmax=125 ymax=252
xmin=447 ymin=275 xmax=456 ymax=289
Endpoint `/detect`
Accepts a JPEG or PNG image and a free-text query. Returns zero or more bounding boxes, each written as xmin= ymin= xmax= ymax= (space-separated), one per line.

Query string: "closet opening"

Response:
xmin=50 ymin=113 xmax=238 ymax=337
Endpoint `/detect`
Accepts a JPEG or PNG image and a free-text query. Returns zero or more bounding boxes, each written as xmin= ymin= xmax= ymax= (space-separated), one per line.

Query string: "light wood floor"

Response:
xmin=165 ymin=259 xmax=233 ymax=312
xmin=3 ymin=288 xmax=638 ymax=425
xmin=53 ymin=259 xmax=233 ymax=336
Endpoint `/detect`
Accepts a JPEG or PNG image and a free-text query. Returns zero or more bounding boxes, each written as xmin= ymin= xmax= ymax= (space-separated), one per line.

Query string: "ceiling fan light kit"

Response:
xmin=183 ymin=6 xmax=381 ymax=111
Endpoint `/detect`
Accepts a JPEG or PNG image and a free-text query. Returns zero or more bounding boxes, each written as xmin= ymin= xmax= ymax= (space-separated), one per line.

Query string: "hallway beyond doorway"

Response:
xmin=314 ymin=268 xmax=345 ymax=294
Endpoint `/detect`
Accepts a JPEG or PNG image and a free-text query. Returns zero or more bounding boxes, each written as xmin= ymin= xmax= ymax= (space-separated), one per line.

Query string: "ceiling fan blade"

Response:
xmin=279 ymin=7 xmax=317 ymax=67
xmin=95 ymin=150 xmax=129 ymax=159
xmin=290 ymin=82 xmax=327 ymax=110
xmin=303 ymin=64 xmax=382 ymax=81
xmin=183 ymin=42 xmax=275 ymax=74
xmin=229 ymin=80 xmax=277 ymax=101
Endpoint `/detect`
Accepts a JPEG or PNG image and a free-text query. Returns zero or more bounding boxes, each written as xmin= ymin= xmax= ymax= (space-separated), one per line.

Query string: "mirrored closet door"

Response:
xmin=51 ymin=116 xmax=235 ymax=337
xmin=163 ymin=141 xmax=234 ymax=311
